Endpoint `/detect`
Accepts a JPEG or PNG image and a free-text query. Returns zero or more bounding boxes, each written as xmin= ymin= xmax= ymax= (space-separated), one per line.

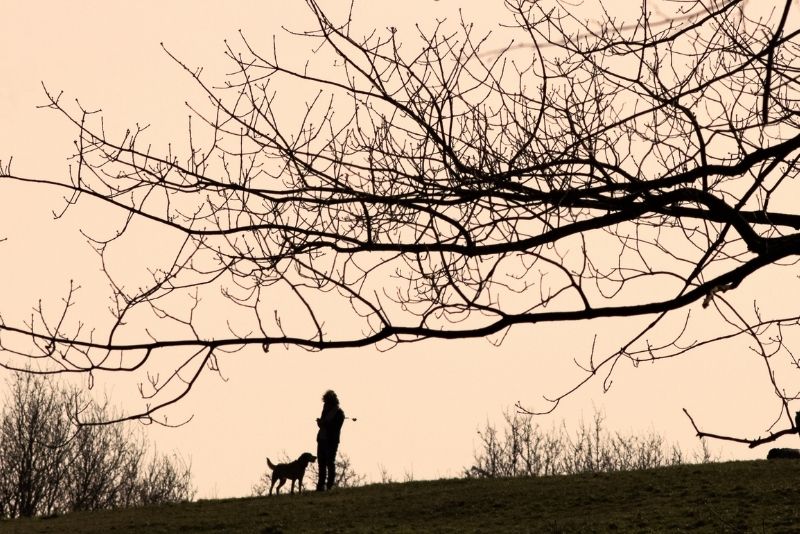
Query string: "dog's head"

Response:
xmin=299 ymin=452 xmax=317 ymax=465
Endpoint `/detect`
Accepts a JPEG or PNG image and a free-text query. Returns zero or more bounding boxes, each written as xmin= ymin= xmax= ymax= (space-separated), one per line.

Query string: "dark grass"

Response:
xmin=2 ymin=460 xmax=799 ymax=533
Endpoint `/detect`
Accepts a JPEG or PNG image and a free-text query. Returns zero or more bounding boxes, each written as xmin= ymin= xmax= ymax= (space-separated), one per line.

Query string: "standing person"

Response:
xmin=316 ymin=389 xmax=345 ymax=491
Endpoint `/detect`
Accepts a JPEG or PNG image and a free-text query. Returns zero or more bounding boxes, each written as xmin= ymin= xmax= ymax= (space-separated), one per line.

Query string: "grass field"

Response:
xmin=2 ymin=460 xmax=798 ymax=533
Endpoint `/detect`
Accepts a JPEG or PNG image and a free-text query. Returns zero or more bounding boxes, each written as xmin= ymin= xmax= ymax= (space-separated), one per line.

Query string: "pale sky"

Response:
xmin=0 ymin=0 xmax=789 ymax=498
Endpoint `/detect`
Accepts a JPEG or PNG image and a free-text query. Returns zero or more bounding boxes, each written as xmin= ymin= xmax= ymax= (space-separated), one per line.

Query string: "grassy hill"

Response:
xmin=2 ymin=460 xmax=799 ymax=533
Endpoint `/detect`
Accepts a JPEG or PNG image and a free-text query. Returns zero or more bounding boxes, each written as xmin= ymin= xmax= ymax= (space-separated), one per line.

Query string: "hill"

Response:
xmin=2 ymin=460 xmax=799 ymax=533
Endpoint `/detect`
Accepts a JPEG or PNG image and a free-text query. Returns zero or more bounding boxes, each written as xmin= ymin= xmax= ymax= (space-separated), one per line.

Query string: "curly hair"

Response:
xmin=322 ymin=389 xmax=339 ymax=405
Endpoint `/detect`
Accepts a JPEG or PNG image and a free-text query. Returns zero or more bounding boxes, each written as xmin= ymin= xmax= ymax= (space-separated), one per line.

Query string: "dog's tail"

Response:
xmin=266 ymin=457 xmax=277 ymax=470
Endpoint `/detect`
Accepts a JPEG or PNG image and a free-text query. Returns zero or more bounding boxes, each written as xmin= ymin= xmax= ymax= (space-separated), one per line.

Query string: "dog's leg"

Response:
xmin=269 ymin=477 xmax=276 ymax=496
xmin=291 ymin=480 xmax=296 ymax=494
xmin=276 ymin=478 xmax=286 ymax=495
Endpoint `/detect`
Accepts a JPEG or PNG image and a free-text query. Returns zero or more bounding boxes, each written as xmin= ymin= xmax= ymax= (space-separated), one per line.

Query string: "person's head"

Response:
xmin=322 ymin=389 xmax=339 ymax=405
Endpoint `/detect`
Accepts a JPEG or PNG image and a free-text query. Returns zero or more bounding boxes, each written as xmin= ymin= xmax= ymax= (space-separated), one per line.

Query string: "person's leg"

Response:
xmin=316 ymin=442 xmax=327 ymax=491
xmin=326 ymin=442 xmax=339 ymax=490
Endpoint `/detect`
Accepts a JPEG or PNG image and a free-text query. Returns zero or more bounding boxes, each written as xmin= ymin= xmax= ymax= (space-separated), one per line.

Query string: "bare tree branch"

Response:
xmin=2 ymin=0 xmax=800 ymax=445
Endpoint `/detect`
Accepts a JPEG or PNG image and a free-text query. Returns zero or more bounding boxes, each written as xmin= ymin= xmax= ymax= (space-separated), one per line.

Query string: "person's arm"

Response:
xmin=334 ymin=408 xmax=345 ymax=430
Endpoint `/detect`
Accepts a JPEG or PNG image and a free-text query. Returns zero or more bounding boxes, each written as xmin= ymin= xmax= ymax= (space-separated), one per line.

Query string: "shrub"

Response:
xmin=466 ymin=409 xmax=714 ymax=478
xmin=251 ymin=451 xmax=364 ymax=495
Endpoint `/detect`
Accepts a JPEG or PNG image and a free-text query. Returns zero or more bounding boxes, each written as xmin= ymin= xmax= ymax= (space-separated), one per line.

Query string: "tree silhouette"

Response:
xmin=0 ymin=373 xmax=194 ymax=518
xmin=2 ymin=0 xmax=800 ymax=446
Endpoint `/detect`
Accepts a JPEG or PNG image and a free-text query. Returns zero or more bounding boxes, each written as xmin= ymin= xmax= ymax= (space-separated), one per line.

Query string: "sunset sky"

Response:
xmin=1 ymin=0 xmax=788 ymax=498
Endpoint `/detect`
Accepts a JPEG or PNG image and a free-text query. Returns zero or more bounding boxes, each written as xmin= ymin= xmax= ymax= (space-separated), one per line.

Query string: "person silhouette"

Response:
xmin=316 ymin=389 xmax=345 ymax=491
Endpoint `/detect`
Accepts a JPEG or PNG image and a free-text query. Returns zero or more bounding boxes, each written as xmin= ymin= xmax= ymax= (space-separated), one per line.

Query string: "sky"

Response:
xmin=0 ymin=0 xmax=791 ymax=499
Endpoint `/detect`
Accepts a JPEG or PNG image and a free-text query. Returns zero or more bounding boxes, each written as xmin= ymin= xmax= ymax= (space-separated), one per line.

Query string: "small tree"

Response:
xmin=0 ymin=373 xmax=195 ymax=518
xmin=0 ymin=373 xmax=70 ymax=518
